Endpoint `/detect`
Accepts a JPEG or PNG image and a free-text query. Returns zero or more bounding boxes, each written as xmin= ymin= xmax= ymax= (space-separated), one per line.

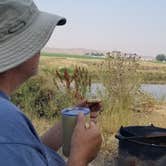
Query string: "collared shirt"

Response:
xmin=0 ymin=91 xmax=66 ymax=166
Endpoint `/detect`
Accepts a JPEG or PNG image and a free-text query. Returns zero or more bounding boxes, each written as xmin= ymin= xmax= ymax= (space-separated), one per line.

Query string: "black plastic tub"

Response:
xmin=115 ymin=125 xmax=166 ymax=160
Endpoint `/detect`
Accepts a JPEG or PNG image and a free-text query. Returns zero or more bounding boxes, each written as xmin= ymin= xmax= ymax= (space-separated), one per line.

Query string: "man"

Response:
xmin=0 ymin=0 xmax=102 ymax=166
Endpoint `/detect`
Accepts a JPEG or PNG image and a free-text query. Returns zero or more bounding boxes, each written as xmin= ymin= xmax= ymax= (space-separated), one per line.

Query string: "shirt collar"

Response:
xmin=0 ymin=91 xmax=10 ymax=100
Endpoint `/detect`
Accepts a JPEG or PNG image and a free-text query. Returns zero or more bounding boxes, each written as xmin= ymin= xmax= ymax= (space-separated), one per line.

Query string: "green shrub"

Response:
xmin=11 ymin=75 xmax=60 ymax=118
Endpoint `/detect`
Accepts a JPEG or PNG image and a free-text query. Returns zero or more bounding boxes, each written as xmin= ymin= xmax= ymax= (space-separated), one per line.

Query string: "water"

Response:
xmin=141 ymin=84 xmax=166 ymax=101
xmin=90 ymin=83 xmax=166 ymax=101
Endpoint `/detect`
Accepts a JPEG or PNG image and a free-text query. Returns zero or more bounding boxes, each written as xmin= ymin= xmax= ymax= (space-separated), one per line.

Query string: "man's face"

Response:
xmin=16 ymin=52 xmax=40 ymax=80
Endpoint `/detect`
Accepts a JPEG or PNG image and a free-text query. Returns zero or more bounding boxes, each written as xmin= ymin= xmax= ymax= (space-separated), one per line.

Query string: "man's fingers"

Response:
xmin=90 ymin=118 xmax=97 ymax=124
xmin=90 ymin=121 xmax=96 ymax=128
xmin=90 ymin=112 xmax=98 ymax=124
xmin=77 ymin=112 xmax=86 ymax=128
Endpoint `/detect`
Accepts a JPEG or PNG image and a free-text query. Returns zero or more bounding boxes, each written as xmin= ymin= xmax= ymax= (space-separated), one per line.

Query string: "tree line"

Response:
xmin=156 ymin=54 xmax=166 ymax=62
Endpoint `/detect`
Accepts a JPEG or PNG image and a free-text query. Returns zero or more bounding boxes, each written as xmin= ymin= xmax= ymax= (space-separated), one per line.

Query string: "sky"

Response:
xmin=34 ymin=0 xmax=166 ymax=57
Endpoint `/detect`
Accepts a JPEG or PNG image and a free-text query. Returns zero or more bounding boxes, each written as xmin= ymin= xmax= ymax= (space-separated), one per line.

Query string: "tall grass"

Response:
xmin=96 ymin=54 xmax=147 ymax=152
xmin=99 ymin=54 xmax=141 ymax=129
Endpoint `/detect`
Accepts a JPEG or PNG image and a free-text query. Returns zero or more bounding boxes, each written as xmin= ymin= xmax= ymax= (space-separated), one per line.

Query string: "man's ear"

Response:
xmin=0 ymin=71 xmax=8 ymax=78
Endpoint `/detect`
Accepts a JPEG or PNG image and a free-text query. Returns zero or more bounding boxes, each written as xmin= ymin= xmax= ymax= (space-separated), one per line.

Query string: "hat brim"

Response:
xmin=0 ymin=11 xmax=66 ymax=73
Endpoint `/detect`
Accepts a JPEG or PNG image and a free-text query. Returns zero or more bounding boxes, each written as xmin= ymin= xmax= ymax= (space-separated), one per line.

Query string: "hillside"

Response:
xmin=42 ymin=47 xmax=107 ymax=55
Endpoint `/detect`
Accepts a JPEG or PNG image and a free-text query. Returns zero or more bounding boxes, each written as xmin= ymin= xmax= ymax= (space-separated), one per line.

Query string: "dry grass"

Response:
xmin=140 ymin=61 xmax=166 ymax=68
xmin=40 ymin=56 xmax=101 ymax=70
xmin=132 ymin=103 xmax=166 ymax=128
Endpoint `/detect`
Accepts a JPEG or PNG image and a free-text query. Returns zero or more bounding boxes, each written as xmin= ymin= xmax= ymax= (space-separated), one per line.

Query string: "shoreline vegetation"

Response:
xmin=11 ymin=52 xmax=166 ymax=164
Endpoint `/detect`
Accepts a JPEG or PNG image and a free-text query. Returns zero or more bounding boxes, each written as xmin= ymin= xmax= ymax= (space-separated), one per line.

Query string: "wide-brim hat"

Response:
xmin=0 ymin=0 xmax=66 ymax=73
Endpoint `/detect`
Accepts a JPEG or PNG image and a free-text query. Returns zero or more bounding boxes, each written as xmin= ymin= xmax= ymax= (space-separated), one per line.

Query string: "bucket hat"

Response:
xmin=0 ymin=0 xmax=66 ymax=73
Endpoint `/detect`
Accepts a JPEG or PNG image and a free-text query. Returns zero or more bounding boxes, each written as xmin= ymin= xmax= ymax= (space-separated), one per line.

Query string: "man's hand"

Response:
xmin=41 ymin=100 xmax=102 ymax=154
xmin=67 ymin=113 xmax=102 ymax=166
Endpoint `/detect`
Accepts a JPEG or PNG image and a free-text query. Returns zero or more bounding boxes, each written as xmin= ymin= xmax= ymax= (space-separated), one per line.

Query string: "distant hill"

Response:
xmin=42 ymin=47 xmax=107 ymax=55
xmin=42 ymin=47 xmax=155 ymax=60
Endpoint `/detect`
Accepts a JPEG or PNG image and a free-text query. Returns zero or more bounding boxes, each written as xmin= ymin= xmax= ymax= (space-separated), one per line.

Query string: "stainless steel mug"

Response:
xmin=61 ymin=107 xmax=90 ymax=157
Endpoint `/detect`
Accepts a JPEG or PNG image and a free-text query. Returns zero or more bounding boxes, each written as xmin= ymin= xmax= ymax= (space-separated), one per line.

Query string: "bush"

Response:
xmin=11 ymin=75 xmax=61 ymax=118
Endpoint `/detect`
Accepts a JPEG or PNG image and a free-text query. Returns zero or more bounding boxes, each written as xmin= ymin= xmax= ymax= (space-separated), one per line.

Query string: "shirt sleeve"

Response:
xmin=0 ymin=144 xmax=47 ymax=166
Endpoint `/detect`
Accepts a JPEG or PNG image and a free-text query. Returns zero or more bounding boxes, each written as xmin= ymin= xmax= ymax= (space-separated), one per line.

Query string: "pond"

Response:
xmin=90 ymin=83 xmax=166 ymax=101
xmin=141 ymin=84 xmax=166 ymax=101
